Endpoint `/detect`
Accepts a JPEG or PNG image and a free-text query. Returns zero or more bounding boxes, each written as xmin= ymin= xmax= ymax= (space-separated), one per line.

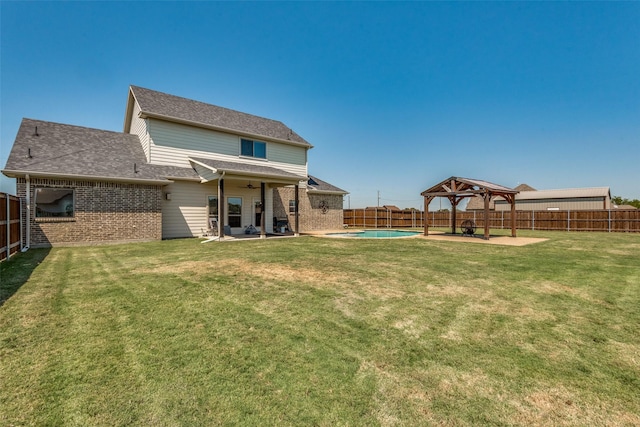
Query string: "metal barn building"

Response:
xmin=493 ymin=187 xmax=611 ymax=211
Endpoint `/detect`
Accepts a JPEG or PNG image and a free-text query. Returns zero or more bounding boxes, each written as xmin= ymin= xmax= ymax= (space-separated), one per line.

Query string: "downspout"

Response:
xmin=22 ymin=174 xmax=31 ymax=252
xmin=217 ymin=171 xmax=225 ymax=237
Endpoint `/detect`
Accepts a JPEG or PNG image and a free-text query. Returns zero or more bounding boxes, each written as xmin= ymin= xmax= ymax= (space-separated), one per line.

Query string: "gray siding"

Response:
xmin=162 ymin=180 xmax=213 ymax=239
xmin=267 ymin=142 xmax=306 ymax=166
xmin=128 ymin=101 xmax=151 ymax=161
xmin=147 ymin=119 xmax=307 ymax=176
xmin=149 ymin=119 xmax=237 ymax=167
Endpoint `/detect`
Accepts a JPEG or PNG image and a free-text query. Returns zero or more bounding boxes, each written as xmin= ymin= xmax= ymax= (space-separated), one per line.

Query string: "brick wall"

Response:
xmin=17 ymin=178 xmax=163 ymax=247
xmin=273 ymin=187 xmax=344 ymax=231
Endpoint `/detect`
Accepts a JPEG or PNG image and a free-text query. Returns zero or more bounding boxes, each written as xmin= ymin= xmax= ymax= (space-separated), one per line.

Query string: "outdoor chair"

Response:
xmin=202 ymin=217 xmax=218 ymax=237
xmin=273 ymin=217 xmax=290 ymax=233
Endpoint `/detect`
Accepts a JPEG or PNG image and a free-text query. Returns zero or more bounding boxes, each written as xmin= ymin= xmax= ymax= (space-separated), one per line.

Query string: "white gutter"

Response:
xmin=1 ymin=170 xmax=172 ymax=186
xmin=23 ymin=174 xmax=30 ymax=252
xmin=218 ymin=171 xmax=225 ymax=237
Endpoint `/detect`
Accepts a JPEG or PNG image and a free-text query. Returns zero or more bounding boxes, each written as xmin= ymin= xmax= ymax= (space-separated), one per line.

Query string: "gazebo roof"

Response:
xmin=421 ymin=176 xmax=519 ymax=198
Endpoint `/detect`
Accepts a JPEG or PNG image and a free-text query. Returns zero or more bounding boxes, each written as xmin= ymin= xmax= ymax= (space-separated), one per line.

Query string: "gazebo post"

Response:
xmin=483 ymin=190 xmax=490 ymax=240
xmin=451 ymin=196 xmax=457 ymax=234
xmin=510 ymin=196 xmax=517 ymax=237
xmin=423 ymin=196 xmax=432 ymax=236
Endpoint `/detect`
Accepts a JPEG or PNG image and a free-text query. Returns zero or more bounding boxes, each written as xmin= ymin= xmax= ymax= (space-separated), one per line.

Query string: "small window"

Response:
xmin=240 ymin=138 xmax=266 ymax=159
xmin=289 ymin=199 xmax=296 ymax=214
xmin=208 ymin=195 xmax=218 ymax=218
xmin=35 ymin=188 xmax=74 ymax=218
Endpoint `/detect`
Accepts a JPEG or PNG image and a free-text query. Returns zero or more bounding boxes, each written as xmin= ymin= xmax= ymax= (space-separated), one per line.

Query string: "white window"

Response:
xmin=241 ymin=138 xmax=266 ymax=159
xmin=35 ymin=188 xmax=74 ymax=218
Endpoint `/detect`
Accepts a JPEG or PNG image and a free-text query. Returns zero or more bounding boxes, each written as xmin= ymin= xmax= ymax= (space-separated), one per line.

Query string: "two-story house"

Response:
xmin=2 ymin=86 xmax=347 ymax=247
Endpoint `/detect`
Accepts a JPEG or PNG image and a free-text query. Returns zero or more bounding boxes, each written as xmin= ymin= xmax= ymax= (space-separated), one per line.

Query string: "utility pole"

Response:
xmin=377 ymin=190 xmax=380 ymax=207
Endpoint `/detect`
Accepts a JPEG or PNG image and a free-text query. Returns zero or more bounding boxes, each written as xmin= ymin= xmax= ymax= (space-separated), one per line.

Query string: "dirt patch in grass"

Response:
xmin=420 ymin=234 xmax=548 ymax=246
xmin=513 ymin=386 xmax=640 ymax=426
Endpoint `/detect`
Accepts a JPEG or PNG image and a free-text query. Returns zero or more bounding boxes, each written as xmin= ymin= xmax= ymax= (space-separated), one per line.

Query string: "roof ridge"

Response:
xmin=129 ymin=85 xmax=289 ymax=128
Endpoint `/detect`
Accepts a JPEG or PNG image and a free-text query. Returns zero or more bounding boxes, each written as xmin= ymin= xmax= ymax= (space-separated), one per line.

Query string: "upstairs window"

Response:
xmin=35 ymin=188 xmax=74 ymax=218
xmin=241 ymin=138 xmax=266 ymax=159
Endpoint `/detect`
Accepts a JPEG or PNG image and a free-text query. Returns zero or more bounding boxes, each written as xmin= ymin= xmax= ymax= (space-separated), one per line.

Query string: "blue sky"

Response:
xmin=1 ymin=1 xmax=639 ymax=208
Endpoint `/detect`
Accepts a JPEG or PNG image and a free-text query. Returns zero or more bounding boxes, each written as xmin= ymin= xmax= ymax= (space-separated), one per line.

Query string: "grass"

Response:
xmin=1 ymin=230 xmax=639 ymax=426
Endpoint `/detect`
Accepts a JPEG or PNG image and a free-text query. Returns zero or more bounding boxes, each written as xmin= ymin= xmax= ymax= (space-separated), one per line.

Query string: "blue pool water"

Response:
xmin=327 ymin=230 xmax=421 ymax=238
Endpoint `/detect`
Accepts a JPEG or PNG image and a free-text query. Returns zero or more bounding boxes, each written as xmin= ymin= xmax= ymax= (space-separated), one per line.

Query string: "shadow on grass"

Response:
xmin=0 ymin=248 xmax=51 ymax=307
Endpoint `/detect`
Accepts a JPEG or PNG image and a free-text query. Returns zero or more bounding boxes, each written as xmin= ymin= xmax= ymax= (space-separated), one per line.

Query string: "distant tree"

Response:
xmin=612 ymin=196 xmax=640 ymax=209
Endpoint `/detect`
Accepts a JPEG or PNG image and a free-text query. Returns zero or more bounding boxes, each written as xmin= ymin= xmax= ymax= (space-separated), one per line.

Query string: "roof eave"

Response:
xmin=139 ymin=111 xmax=314 ymax=149
xmin=188 ymin=159 xmax=306 ymax=184
xmin=312 ymin=190 xmax=349 ymax=196
xmin=2 ymin=169 xmax=172 ymax=186
xmin=308 ymin=189 xmax=349 ymax=195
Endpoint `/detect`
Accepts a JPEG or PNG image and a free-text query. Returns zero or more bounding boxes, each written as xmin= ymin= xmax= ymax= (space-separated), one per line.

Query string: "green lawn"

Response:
xmin=1 ymin=230 xmax=639 ymax=426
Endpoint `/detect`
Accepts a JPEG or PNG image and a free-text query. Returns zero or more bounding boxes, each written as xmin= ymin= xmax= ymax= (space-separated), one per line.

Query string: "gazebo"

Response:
xmin=421 ymin=177 xmax=519 ymax=239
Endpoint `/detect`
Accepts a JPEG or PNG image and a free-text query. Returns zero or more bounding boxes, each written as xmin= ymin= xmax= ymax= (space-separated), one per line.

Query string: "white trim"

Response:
xmin=2 ymin=170 xmax=172 ymax=185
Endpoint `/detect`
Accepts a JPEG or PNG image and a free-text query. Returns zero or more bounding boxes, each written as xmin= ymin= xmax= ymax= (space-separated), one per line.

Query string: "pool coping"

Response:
xmin=305 ymin=229 xmax=548 ymax=246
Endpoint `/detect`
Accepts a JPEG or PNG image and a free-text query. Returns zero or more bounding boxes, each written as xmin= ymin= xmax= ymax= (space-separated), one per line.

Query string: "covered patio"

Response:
xmin=189 ymin=157 xmax=307 ymax=240
xmin=421 ymin=177 xmax=519 ymax=240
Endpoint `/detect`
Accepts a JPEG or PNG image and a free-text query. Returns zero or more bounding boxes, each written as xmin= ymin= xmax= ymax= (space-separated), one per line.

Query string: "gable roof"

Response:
xmin=125 ymin=86 xmax=312 ymax=148
xmin=421 ymin=176 xmax=518 ymax=197
xmin=2 ymin=118 xmax=198 ymax=184
xmin=307 ymin=175 xmax=348 ymax=194
xmin=514 ymin=183 xmax=536 ymax=192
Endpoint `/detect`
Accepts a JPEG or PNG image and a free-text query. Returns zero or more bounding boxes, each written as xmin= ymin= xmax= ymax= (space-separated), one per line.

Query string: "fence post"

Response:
xmin=20 ymin=198 xmax=24 ymax=251
xmin=532 ymin=210 xmax=535 ymax=230
xmin=608 ymin=209 xmax=611 ymax=233
xmin=5 ymin=194 xmax=9 ymax=261
xmin=567 ymin=210 xmax=570 ymax=232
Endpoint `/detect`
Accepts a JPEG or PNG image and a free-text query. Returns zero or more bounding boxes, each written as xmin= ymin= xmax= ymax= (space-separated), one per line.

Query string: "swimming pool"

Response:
xmin=326 ymin=230 xmax=421 ymax=238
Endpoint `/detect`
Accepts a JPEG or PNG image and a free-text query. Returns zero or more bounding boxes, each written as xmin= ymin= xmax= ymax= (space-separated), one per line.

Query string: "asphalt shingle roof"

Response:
xmin=189 ymin=157 xmax=307 ymax=181
xmin=130 ymin=86 xmax=311 ymax=147
xmin=307 ymin=175 xmax=348 ymax=194
xmin=3 ymin=118 xmax=198 ymax=183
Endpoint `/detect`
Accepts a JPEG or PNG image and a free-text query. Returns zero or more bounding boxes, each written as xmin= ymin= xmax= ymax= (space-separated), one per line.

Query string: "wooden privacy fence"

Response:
xmin=343 ymin=208 xmax=640 ymax=233
xmin=1 ymin=193 xmax=23 ymax=261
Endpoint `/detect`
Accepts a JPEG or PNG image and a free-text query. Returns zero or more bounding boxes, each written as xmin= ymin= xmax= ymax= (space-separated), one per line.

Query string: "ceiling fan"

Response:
xmin=237 ymin=182 xmax=259 ymax=190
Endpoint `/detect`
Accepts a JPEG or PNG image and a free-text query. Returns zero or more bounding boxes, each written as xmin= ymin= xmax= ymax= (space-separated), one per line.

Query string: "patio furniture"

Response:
xmin=461 ymin=219 xmax=476 ymax=236
xmin=273 ymin=217 xmax=290 ymax=233
xmin=202 ymin=217 xmax=218 ymax=237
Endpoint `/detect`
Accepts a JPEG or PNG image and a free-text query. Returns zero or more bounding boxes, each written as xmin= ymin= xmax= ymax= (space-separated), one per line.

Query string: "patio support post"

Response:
xmin=294 ymin=183 xmax=300 ymax=236
xmin=260 ymin=182 xmax=266 ymax=239
xmin=483 ymin=190 xmax=490 ymax=240
xmin=218 ymin=177 xmax=225 ymax=237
